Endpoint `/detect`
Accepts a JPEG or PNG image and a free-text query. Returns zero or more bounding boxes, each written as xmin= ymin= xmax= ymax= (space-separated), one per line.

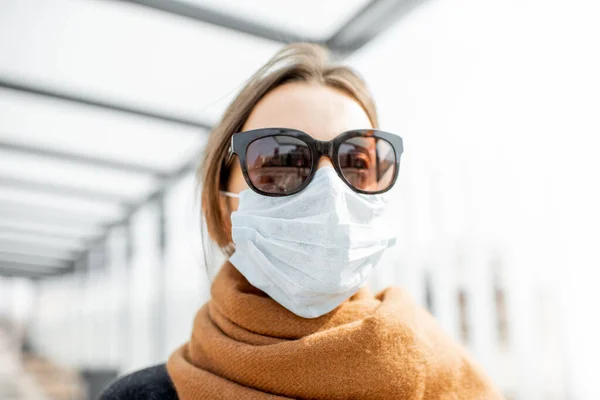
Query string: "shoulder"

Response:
xmin=99 ymin=363 xmax=177 ymax=400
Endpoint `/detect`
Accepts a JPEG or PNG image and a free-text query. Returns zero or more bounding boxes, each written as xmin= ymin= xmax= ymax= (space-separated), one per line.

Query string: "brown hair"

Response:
xmin=199 ymin=43 xmax=379 ymax=254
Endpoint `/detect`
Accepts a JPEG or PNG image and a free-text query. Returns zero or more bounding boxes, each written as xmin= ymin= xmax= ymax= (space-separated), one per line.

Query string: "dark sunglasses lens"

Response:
xmin=338 ymin=137 xmax=396 ymax=193
xmin=246 ymin=135 xmax=312 ymax=195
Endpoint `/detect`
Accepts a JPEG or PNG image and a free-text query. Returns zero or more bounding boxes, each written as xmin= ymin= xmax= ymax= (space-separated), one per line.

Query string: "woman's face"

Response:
xmin=226 ymin=81 xmax=373 ymax=211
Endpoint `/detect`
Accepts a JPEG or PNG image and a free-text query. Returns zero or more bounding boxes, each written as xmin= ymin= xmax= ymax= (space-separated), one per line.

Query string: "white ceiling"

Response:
xmin=0 ymin=0 xmax=282 ymax=122
xmin=0 ymin=0 xmax=398 ymax=276
xmin=181 ymin=0 xmax=370 ymax=40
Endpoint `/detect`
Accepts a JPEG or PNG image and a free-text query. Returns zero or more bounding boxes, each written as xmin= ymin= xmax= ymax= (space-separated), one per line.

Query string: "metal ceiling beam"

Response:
xmin=0 ymin=141 xmax=169 ymax=179
xmin=0 ymin=262 xmax=72 ymax=278
xmin=0 ymin=252 xmax=71 ymax=268
xmin=120 ymin=0 xmax=427 ymax=55
xmin=326 ymin=0 xmax=428 ymax=54
xmin=0 ymin=260 xmax=73 ymax=271
xmin=0 ymin=268 xmax=51 ymax=279
xmin=0 ymin=239 xmax=82 ymax=253
xmin=0 ymin=242 xmax=79 ymax=260
xmin=120 ymin=0 xmax=314 ymax=45
xmin=0 ymin=177 xmax=136 ymax=207
xmin=0 ymin=78 xmax=212 ymax=131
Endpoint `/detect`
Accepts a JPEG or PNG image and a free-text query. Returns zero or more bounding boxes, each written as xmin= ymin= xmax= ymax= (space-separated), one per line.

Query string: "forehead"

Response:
xmin=241 ymin=82 xmax=372 ymax=141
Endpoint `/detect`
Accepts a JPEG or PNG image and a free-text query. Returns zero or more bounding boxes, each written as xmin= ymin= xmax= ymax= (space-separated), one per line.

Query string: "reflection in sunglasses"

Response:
xmin=240 ymin=131 xmax=400 ymax=195
xmin=247 ymin=138 xmax=312 ymax=193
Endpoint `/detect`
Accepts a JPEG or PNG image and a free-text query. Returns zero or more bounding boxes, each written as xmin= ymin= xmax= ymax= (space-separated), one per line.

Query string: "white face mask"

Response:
xmin=226 ymin=167 xmax=397 ymax=318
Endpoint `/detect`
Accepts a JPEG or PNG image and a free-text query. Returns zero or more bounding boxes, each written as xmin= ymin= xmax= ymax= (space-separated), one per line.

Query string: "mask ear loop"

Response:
xmin=199 ymin=143 xmax=239 ymax=281
xmin=220 ymin=190 xmax=240 ymax=198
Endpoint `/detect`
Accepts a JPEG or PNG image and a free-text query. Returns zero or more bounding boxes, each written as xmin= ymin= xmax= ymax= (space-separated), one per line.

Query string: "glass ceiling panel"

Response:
xmin=0 ymin=89 xmax=206 ymax=174
xmin=182 ymin=0 xmax=371 ymax=40
xmin=0 ymin=242 xmax=78 ymax=260
xmin=0 ymin=204 xmax=116 ymax=227
xmin=0 ymin=187 xmax=126 ymax=221
xmin=0 ymin=253 xmax=70 ymax=268
xmin=0 ymin=0 xmax=281 ymax=122
xmin=0 ymin=149 xmax=158 ymax=202
xmin=0 ymin=231 xmax=86 ymax=251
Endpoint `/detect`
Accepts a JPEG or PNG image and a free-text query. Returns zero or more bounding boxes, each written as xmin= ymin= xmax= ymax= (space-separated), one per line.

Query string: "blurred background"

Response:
xmin=1 ymin=0 xmax=599 ymax=399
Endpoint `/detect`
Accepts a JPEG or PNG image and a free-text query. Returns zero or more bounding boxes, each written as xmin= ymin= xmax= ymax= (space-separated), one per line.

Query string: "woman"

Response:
xmin=101 ymin=43 xmax=503 ymax=399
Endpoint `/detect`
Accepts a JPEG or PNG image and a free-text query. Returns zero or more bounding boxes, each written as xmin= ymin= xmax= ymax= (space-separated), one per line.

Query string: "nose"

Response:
xmin=317 ymin=155 xmax=334 ymax=169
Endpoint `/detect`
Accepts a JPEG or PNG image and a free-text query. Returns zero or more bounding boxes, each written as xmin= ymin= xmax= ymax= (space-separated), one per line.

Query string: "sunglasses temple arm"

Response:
xmin=224 ymin=143 xmax=235 ymax=167
xmin=376 ymin=150 xmax=380 ymax=181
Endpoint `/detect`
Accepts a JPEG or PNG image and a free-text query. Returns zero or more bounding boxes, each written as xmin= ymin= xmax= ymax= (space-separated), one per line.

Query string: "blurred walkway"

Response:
xmin=0 ymin=322 xmax=85 ymax=400
xmin=0 ymin=325 xmax=47 ymax=400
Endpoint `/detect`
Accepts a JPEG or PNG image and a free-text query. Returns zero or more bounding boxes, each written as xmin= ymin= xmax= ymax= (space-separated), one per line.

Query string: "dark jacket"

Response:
xmin=99 ymin=364 xmax=177 ymax=399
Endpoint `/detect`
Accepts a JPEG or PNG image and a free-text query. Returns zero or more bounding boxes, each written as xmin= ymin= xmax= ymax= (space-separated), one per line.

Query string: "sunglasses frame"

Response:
xmin=225 ymin=127 xmax=404 ymax=197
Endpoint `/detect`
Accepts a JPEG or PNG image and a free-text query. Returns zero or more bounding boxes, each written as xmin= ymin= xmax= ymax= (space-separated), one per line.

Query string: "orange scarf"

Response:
xmin=167 ymin=262 xmax=504 ymax=399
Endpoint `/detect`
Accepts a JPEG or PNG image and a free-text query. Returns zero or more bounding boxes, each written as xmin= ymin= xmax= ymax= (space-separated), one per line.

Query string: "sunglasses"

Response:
xmin=223 ymin=128 xmax=404 ymax=197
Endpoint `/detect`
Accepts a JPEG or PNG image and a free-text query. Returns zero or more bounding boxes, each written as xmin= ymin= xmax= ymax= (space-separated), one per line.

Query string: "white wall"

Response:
xmin=352 ymin=0 xmax=600 ymax=398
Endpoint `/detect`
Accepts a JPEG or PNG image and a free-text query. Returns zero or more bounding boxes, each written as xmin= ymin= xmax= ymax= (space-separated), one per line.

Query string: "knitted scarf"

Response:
xmin=167 ymin=262 xmax=504 ymax=399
